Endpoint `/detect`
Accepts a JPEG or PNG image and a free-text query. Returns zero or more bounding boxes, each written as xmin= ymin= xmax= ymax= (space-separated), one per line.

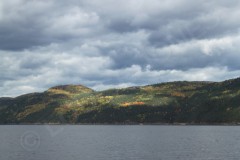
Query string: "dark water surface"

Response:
xmin=1 ymin=125 xmax=240 ymax=160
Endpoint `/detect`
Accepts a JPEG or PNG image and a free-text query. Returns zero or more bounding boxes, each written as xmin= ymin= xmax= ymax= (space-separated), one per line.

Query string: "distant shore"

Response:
xmin=1 ymin=122 xmax=240 ymax=126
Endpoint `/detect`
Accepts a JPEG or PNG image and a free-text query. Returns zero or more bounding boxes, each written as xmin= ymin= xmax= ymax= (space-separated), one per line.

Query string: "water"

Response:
xmin=1 ymin=125 xmax=240 ymax=160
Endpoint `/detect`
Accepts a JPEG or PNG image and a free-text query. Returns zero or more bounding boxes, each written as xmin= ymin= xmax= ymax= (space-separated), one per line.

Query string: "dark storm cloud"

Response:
xmin=107 ymin=20 xmax=137 ymax=33
xmin=0 ymin=0 xmax=101 ymax=50
xmin=148 ymin=15 xmax=240 ymax=48
xmin=98 ymin=44 xmax=147 ymax=69
xmin=99 ymin=42 xmax=240 ymax=71
xmin=0 ymin=1 xmax=50 ymax=50
xmin=1 ymin=0 xmax=239 ymax=50
xmin=98 ymin=0 xmax=240 ymax=47
xmin=1 ymin=0 xmax=240 ymax=96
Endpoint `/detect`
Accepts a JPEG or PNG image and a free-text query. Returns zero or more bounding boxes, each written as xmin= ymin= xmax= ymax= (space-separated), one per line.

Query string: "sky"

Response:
xmin=0 ymin=0 xmax=240 ymax=97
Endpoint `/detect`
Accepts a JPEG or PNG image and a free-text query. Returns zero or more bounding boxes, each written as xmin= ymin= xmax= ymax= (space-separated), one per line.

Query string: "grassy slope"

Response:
xmin=0 ymin=78 xmax=240 ymax=124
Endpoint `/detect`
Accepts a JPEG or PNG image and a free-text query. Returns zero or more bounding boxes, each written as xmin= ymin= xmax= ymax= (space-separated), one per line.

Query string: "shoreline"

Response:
xmin=1 ymin=122 xmax=240 ymax=126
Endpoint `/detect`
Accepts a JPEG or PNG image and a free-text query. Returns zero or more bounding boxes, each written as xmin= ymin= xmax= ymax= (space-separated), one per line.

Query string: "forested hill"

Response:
xmin=0 ymin=77 xmax=240 ymax=124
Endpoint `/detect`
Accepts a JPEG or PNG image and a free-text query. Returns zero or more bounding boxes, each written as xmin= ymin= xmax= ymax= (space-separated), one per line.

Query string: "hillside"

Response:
xmin=0 ymin=78 xmax=240 ymax=124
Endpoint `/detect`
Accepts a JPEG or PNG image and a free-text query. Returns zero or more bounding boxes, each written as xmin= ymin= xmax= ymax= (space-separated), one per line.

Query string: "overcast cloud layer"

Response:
xmin=1 ymin=0 xmax=240 ymax=97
